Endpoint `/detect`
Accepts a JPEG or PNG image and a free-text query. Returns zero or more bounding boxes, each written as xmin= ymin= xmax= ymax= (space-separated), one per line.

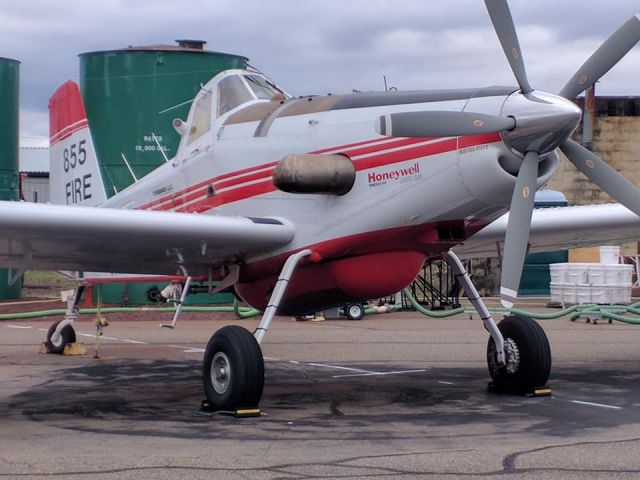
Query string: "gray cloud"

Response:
xmin=6 ymin=0 xmax=640 ymax=137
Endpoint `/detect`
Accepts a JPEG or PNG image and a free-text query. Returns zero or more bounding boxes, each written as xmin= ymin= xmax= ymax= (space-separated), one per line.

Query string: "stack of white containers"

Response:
xmin=549 ymin=246 xmax=634 ymax=305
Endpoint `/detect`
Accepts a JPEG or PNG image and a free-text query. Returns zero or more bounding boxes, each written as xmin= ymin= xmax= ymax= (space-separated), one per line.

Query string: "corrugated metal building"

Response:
xmin=19 ymin=137 xmax=49 ymax=203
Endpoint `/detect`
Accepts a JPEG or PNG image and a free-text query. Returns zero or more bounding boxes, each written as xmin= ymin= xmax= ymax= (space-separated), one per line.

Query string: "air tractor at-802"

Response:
xmin=6 ymin=0 xmax=640 ymax=410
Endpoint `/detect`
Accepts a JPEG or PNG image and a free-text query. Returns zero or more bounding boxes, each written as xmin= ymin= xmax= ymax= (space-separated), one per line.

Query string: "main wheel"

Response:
xmin=344 ymin=303 xmax=365 ymax=321
xmin=487 ymin=315 xmax=551 ymax=394
xmin=45 ymin=321 xmax=76 ymax=354
xmin=202 ymin=325 xmax=264 ymax=411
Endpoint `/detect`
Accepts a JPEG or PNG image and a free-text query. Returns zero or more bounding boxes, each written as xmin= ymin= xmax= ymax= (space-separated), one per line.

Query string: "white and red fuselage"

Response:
xmin=53 ymin=70 xmax=560 ymax=315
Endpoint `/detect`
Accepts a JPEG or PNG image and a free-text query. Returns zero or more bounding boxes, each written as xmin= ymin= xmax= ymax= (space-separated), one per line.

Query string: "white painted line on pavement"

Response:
xmin=306 ymin=362 xmax=376 ymax=374
xmin=333 ymin=369 xmax=427 ymax=378
xmin=571 ymin=400 xmax=622 ymax=410
xmin=76 ymin=332 xmax=147 ymax=345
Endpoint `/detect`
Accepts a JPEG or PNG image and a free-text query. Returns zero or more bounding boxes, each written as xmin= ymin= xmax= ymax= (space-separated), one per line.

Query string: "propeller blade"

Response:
xmin=375 ymin=111 xmax=515 ymax=138
xmin=560 ymin=139 xmax=640 ymax=216
xmin=500 ymin=151 xmax=539 ymax=308
xmin=484 ymin=0 xmax=533 ymax=94
xmin=559 ymin=14 xmax=640 ymax=99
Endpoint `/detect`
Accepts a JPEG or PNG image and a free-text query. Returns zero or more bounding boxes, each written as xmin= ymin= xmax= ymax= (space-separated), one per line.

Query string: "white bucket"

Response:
xmin=610 ymin=285 xmax=623 ymax=304
xmin=549 ymin=263 xmax=568 ymax=284
xmin=576 ymin=284 xmax=591 ymax=304
xmin=588 ymin=264 xmax=605 ymax=284
xmin=600 ymin=245 xmax=620 ymax=264
xmin=620 ymin=286 xmax=632 ymax=304
xmin=619 ymin=265 xmax=634 ymax=286
xmin=604 ymin=264 xmax=620 ymax=284
xmin=591 ymin=284 xmax=610 ymax=304
xmin=567 ymin=263 xmax=589 ymax=284
xmin=563 ymin=284 xmax=577 ymax=304
xmin=550 ymin=282 xmax=564 ymax=303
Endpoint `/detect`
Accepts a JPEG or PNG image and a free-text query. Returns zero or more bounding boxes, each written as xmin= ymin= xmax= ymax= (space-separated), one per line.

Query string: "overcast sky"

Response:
xmin=5 ymin=0 xmax=640 ymax=139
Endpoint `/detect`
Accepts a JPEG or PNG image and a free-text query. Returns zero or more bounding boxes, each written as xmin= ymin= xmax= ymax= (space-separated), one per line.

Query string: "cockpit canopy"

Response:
xmin=179 ymin=70 xmax=287 ymax=146
xmin=219 ymin=73 xmax=286 ymax=115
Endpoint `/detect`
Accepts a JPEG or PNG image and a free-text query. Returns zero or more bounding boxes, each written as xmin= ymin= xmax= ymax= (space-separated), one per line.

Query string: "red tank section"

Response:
xmin=235 ymin=251 xmax=425 ymax=315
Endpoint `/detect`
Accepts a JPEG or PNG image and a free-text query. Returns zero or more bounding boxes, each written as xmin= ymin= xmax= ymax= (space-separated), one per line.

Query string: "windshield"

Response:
xmin=218 ymin=75 xmax=253 ymax=116
xmin=244 ymin=74 xmax=286 ymax=100
xmin=188 ymin=90 xmax=212 ymax=144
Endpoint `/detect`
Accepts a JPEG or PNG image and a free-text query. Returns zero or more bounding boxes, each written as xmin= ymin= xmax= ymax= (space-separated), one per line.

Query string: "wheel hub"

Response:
xmin=211 ymin=352 xmax=231 ymax=394
xmin=503 ymin=338 xmax=521 ymax=375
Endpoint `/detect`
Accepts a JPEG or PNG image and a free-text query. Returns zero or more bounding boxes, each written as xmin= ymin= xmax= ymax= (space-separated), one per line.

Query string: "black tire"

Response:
xmin=202 ymin=325 xmax=264 ymax=411
xmin=344 ymin=303 xmax=365 ymax=321
xmin=487 ymin=315 xmax=551 ymax=394
xmin=45 ymin=321 xmax=76 ymax=355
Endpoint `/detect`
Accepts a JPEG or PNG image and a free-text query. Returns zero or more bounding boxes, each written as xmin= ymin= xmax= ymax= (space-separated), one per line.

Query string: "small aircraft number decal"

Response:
xmin=459 ymin=144 xmax=489 ymax=155
xmin=63 ymin=140 xmax=87 ymax=172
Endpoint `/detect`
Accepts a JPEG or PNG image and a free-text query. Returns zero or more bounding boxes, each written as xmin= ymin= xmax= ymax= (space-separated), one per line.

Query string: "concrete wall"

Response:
xmin=547 ymin=117 xmax=640 ymax=207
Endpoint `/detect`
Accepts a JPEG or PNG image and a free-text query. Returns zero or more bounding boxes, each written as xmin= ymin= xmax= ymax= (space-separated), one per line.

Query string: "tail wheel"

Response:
xmin=202 ymin=325 xmax=264 ymax=411
xmin=487 ymin=315 xmax=551 ymax=394
xmin=45 ymin=321 xmax=76 ymax=354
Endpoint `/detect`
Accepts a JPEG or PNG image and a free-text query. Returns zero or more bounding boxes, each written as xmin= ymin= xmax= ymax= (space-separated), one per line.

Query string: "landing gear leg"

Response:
xmin=202 ymin=250 xmax=312 ymax=410
xmin=45 ymin=285 xmax=85 ymax=354
xmin=445 ymin=251 xmax=551 ymax=393
xmin=445 ymin=251 xmax=505 ymax=365
xmin=161 ymin=276 xmax=192 ymax=329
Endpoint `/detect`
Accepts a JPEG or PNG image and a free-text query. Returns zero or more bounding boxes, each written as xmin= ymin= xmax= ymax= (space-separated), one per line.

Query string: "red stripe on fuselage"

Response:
xmin=343 ymin=136 xmax=434 ymax=157
xmin=140 ymin=133 xmax=501 ymax=213
xmin=312 ymin=136 xmax=394 ymax=154
xmin=167 ymin=138 xmax=448 ymax=213
xmin=139 ymin=136 xmax=393 ymax=211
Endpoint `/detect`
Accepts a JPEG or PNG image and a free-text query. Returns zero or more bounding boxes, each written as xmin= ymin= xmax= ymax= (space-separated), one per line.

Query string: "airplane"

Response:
xmin=3 ymin=0 xmax=640 ymax=411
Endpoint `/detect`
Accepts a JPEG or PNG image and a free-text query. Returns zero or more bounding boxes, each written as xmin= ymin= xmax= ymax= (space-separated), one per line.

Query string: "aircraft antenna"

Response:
xmin=383 ymin=75 xmax=397 ymax=92
xmin=158 ymin=98 xmax=194 ymax=115
xmin=151 ymin=132 xmax=170 ymax=163
xmin=120 ymin=153 xmax=139 ymax=182
xmin=100 ymin=164 xmax=119 ymax=195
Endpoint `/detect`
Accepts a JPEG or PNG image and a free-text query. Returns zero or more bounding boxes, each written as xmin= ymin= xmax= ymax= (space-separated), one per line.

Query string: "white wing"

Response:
xmin=455 ymin=204 xmax=640 ymax=259
xmin=0 ymin=201 xmax=294 ymax=275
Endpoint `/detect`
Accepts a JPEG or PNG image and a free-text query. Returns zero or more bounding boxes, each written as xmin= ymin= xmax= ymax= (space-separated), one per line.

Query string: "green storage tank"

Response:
xmin=0 ymin=58 xmax=21 ymax=300
xmin=79 ymin=42 xmax=246 ymax=305
xmin=79 ymin=40 xmax=248 ymax=195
